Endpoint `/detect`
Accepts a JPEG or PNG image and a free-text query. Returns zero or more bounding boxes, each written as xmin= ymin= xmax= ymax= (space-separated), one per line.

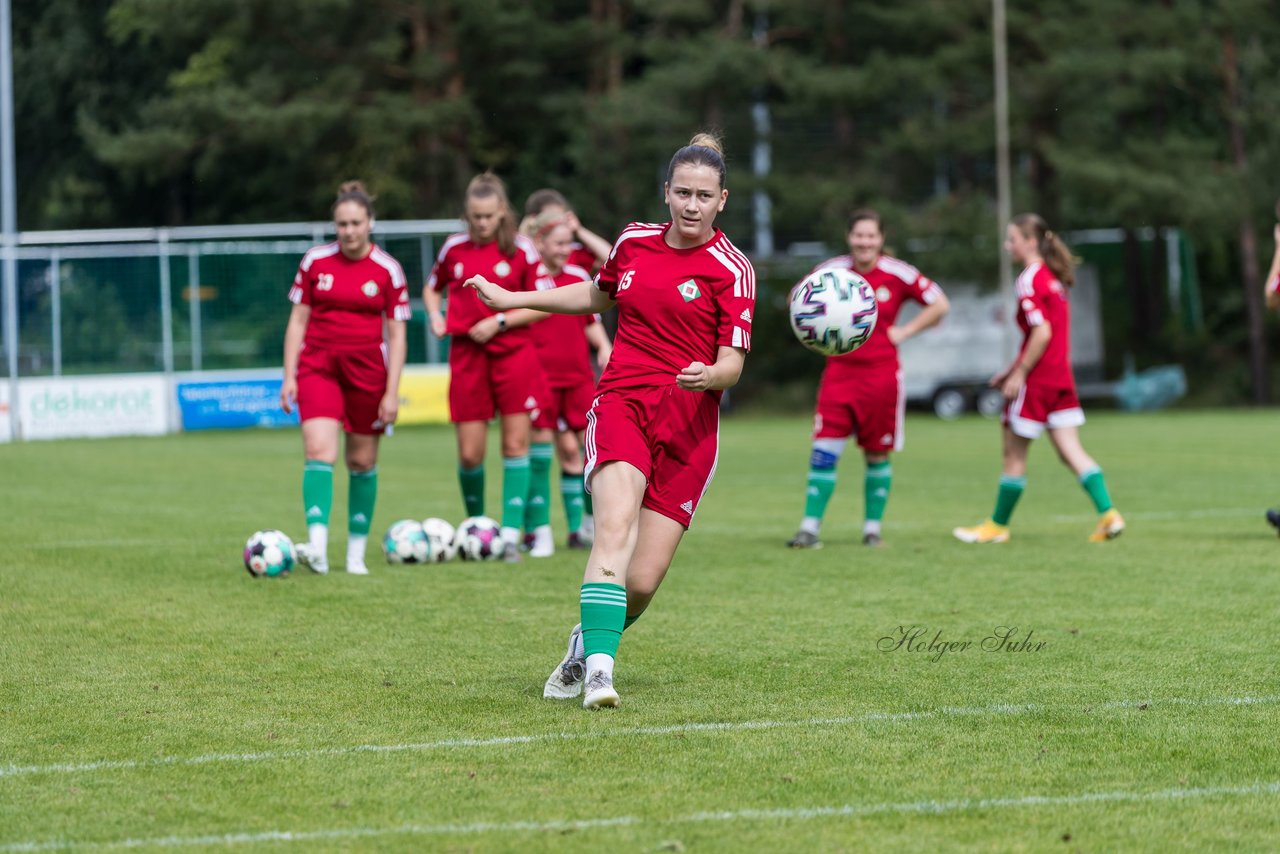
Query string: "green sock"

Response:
xmin=580 ymin=582 xmax=627 ymax=658
xmin=864 ymin=459 xmax=892 ymax=524
xmin=583 ymin=482 xmax=594 ymax=517
xmin=561 ymin=470 xmax=585 ymax=532
xmin=348 ymin=467 xmax=377 ymax=536
xmin=803 ymin=463 xmax=837 ymax=520
xmin=303 ymin=460 xmax=333 ymax=527
xmin=502 ymin=455 xmax=530 ymax=531
xmin=458 ymin=464 xmax=484 ymax=518
xmin=992 ymin=475 xmax=1026 ymax=526
xmin=623 ymin=613 xmax=641 ymax=632
xmin=526 ymin=443 xmax=553 ymax=530
xmin=1079 ymin=467 xmax=1113 ymax=513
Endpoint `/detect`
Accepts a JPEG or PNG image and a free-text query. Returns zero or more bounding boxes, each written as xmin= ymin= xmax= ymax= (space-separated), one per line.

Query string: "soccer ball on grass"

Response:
xmin=455 ymin=516 xmax=506 ymax=561
xmin=243 ymin=530 xmax=296 ymax=578
xmin=422 ymin=517 xmax=459 ymax=563
xmin=383 ymin=519 xmax=432 ymax=564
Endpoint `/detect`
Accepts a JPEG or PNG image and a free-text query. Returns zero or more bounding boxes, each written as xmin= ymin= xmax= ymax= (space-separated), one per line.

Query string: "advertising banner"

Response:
xmin=177 ymin=378 xmax=299 ymax=431
xmin=397 ymin=365 xmax=450 ymax=426
xmin=0 ymin=384 xmax=11 ymax=443
xmin=19 ymin=375 xmax=169 ymax=440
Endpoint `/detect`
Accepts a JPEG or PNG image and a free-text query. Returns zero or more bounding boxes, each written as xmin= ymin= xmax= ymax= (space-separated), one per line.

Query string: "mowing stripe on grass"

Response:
xmin=3 ymin=780 xmax=1279 ymax=850
xmin=2 ymin=693 xmax=1276 ymax=781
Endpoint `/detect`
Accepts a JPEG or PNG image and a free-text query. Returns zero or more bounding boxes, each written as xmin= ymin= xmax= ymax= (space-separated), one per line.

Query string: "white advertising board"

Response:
xmin=18 ymin=375 xmax=169 ymax=440
xmin=0 ymin=383 xmax=10 ymax=443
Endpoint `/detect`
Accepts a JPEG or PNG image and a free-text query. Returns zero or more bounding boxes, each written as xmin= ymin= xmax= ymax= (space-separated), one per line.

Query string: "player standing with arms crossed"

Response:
xmin=467 ymin=133 xmax=755 ymax=709
xmin=953 ymin=213 xmax=1124 ymax=543
xmin=281 ymin=181 xmax=410 ymax=575
xmin=425 ymin=173 xmax=549 ymax=562
xmin=786 ymin=210 xmax=950 ymax=549
xmin=521 ymin=212 xmax=613 ymax=556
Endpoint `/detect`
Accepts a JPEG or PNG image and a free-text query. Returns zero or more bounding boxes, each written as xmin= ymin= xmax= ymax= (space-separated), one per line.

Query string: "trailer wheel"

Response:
xmin=976 ymin=387 xmax=1006 ymax=419
xmin=932 ymin=387 xmax=969 ymax=420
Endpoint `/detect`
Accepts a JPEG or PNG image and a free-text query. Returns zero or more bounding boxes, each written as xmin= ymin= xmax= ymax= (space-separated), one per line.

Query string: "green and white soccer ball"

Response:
xmin=421 ymin=517 xmax=458 ymax=563
xmin=243 ymin=530 xmax=296 ymax=578
xmin=383 ymin=519 xmax=432 ymax=564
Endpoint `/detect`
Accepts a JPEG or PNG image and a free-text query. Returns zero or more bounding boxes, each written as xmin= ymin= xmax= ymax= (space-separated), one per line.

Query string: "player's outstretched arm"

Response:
xmin=465 ymin=275 xmax=613 ymax=315
xmin=677 ymin=346 xmax=747 ymax=392
xmin=281 ymin=303 xmax=310 ymax=413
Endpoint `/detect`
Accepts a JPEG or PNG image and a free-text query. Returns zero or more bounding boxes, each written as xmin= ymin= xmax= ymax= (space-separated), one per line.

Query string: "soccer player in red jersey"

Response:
xmin=521 ymin=212 xmax=613 ymax=557
xmin=524 ymin=188 xmax=611 ymax=272
xmin=466 ymin=133 xmax=755 ymax=709
xmin=424 ymin=173 xmax=549 ymax=562
xmin=786 ymin=210 xmax=950 ymax=549
xmin=281 ymin=181 xmax=410 ymax=575
xmin=954 ymin=214 xmax=1125 ymax=544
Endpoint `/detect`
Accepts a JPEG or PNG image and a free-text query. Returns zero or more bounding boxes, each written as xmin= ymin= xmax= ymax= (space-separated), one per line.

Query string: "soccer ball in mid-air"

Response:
xmin=243 ymin=530 xmax=296 ymax=578
xmin=788 ymin=266 xmax=879 ymax=356
xmin=383 ymin=519 xmax=432 ymax=564
xmin=455 ymin=516 xmax=506 ymax=561
xmin=421 ymin=517 xmax=458 ymax=563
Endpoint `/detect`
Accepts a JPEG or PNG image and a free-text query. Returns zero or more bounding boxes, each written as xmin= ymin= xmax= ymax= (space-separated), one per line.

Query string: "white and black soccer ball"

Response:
xmin=788 ymin=266 xmax=879 ymax=356
xmin=455 ymin=516 xmax=506 ymax=561
xmin=421 ymin=517 xmax=458 ymax=563
xmin=382 ymin=519 xmax=431 ymax=564
xmin=243 ymin=530 xmax=296 ymax=578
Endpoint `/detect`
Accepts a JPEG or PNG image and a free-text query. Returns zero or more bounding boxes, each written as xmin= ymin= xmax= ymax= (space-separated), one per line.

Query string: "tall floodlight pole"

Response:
xmin=751 ymin=10 xmax=773 ymax=259
xmin=993 ymin=0 xmax=1014 ymax=360
xmin=1 ymin=0 xmax=18 ymax=440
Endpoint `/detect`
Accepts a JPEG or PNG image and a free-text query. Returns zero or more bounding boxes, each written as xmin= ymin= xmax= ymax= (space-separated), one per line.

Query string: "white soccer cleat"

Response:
xmin=543 ymin=624 xmax=585 ymax=699
xmin=295 ymin=543 xmax=329 ymax=575
xmin=345 ymin=558 xmax=370 ymax=575
xmin=529 ymin=525 xmax=555 ymax=558
xmin=582 ymin=669 xmax=619 ymax=710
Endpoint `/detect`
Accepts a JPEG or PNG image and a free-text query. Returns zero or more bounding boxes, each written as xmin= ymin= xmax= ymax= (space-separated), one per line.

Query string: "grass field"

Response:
xmin=3 ymin=410 xmax=1280 ymax=852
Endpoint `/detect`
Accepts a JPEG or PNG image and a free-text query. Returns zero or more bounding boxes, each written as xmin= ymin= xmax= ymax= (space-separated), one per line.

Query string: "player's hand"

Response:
xmin=464 ymin=274 xmax=516 ymax=310
xmin=564 ymin=210 xmax=582 ymax=233
xmin=468 ymin=316 xmax=500 ymax=344
xmin=1000 ymin=369 xmax=1026 ymax=401
xmin=886 ymin=326 xmax=906 ymax=346
xmin=596 ymin=345 xmax=612 ymax=372
xmin=280 ymin=377 xmax=297 ymax=414
xmin=377 ymin=391 xmax=399 ymax=428
xmin=430 ymin=312 xmax=447 ymax=338
xmin=677 ymin=361 xmax=713 ymax=391
xmin=989 ymin=367 xmax=1011 ymax=388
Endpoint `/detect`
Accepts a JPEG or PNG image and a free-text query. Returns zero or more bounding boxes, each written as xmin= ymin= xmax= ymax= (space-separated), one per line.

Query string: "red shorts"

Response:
xmin=448 ymin=338 xmax=544 ymax=424
xmin=296 ymin=343 xmax=388 ymax=435
xmin=584 ymin=386 xmax=720 ymax=528
xmin=542 ymin=382 xmax=594 ymax=433
xmin=1005 ymin=382 xmax=1084 ymax=439
xmin=813 ymin=366 xmax=904 ymax=453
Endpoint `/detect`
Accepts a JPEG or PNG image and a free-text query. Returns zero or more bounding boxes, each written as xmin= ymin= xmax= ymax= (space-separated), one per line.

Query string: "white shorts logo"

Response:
xmin=680 ymin=500 xmax=694 ymax=514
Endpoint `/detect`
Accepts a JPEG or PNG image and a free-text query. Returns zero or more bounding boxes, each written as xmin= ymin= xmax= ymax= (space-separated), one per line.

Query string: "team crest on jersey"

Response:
xmin=454 ymin=262 xmax=464 ymax=279
xmin=678 ymin=279 xmax=701 ymax=302
xmin=876 ymin=286 xmax=891 ymax=303
xmin=494 ymin=260 xmax=512 ymax=278
xmin=361 ymin=281 xmax=379 ymax=298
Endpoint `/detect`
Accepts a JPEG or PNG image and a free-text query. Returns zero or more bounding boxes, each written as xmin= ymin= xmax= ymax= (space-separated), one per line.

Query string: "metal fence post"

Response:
xmin=158 ymin=230 xmax=176 ymax=431
xmin=420 ymin=235 xmax=438 ymax=364
xmin=50 ymin=249 xmax=61 ymax=376
xmin=188 ymin=248 xmax=201 ymax=372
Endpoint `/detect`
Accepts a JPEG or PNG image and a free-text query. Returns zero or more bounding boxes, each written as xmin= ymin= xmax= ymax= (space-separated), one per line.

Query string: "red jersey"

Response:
xmin=568 ymin=244 xmax=599 ymax=273
xmin=428 ymin=233 xmax=543 ymax=354
xmin=593 ymin=222 xmax=755 ymax=395
xmin=814 ymin=254 xmax=943 ymax=375
xmin=288 ymin=243 xmax=410 ymax=349
xmin=529 ymin=263 xmax=598 ymax=387
xmin=1016 ymin=261 xmax=1073 ymax=387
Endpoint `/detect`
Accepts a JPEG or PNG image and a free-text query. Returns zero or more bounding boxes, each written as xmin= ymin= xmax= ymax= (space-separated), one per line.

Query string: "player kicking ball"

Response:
xmin=954 ymin=214 xmax=1124 ymax=544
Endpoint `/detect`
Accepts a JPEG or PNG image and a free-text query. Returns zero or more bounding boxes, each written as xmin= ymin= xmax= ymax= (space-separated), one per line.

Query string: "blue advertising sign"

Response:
xmin=177 ymin=379 xmax=299 ymax=431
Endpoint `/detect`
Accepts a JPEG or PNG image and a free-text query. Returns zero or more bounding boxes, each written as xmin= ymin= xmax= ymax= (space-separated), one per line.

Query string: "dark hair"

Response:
xmin=525 ymin=188 xmax=569 ymax=217
xmin=333 ymin=180 xmax=374 ymax=218
xmin=466 ymin=172 xmax=517 ymax=257
xmin=846 ymin=208 xmax=883 ymax=234
xmin=665 ymin=132 xmax=726 ymax=188
xmin=1012 ymin=212 xmax=1078 ymax=287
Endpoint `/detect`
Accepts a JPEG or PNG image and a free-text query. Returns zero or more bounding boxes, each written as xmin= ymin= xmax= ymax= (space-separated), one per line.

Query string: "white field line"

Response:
xmin=4 ymin=780 xmax=1279 ymax=851
xmin=2 ymin=694 xmax=1276 ymax=781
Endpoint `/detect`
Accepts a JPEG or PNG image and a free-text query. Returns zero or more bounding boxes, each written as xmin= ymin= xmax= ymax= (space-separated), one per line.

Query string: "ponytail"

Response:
xmin=666 ymin=131 xmax=727 ymax=188
xmin=465 ymin=172 xmax=517 ymax=257
xmin=333 ymin=180 xmax=375 ymax=218
xmin=1012 ymin=212 xmax=1078 ymax=287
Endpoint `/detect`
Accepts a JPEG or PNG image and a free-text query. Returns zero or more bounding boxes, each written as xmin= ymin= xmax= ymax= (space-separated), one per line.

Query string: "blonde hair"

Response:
xmin=465 ymin=172 xmax=517 ymax=256
xmin=333 ymin=180 xmax=374 ymax=218
xmin=1012 ymin=212 xmax=1079 ymax=287
xmin=666 ymin=131 xmax=727 ymax=187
